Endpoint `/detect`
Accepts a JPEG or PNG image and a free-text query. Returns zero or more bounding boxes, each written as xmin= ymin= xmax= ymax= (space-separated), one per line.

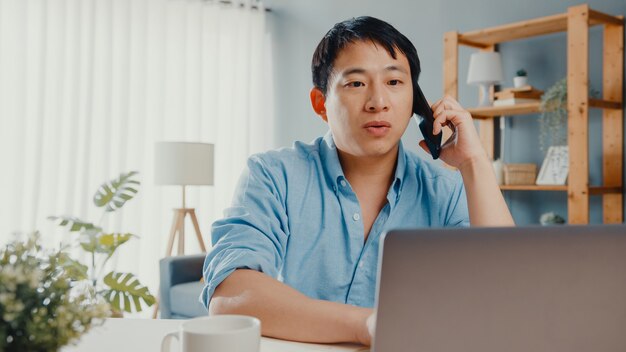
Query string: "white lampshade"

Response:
xmin=467 ymin=52 xmax=503 ymax=84
xmin=154 ymin=142 xmax=214 ymax=186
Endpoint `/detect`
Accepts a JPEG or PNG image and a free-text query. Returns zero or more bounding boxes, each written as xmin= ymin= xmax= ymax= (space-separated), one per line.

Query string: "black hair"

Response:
xmin=311 ymin=16 xmax=421 ymax=97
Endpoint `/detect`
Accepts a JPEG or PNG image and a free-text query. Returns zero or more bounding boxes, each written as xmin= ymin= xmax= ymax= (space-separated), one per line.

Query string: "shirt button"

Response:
xmin=340 ymin=180 xmax=347 ymax=187
xmin=358 ymin=262 xmax=364 ymax=268
xmin=353 ymin=213 xmax=360 ymax=221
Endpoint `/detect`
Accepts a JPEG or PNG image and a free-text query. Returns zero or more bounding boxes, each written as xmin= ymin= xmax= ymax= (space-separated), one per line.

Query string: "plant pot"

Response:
xmin=514 ymin=76 xmax=528 ymax=88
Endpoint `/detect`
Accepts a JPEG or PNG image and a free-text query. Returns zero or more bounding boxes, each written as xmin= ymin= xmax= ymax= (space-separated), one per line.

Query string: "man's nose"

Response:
xmin=365 ymin=84 xmax=389 ymax=112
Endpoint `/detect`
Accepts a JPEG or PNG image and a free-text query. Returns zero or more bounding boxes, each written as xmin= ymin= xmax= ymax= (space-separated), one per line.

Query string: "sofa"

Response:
xmin=159 ymin=254 xmax=209 ymax=319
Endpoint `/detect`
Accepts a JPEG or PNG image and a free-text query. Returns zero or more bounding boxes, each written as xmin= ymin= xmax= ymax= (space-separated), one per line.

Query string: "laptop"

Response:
xmin=372 ymin=225 xmax=626 ymax=352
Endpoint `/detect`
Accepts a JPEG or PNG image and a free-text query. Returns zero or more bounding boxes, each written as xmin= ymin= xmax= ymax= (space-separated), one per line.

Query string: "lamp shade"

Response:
xmin=467 ymin=52 xmax=503 ymax=85
xmin=154 ymin=142 xmax=214 ymax=186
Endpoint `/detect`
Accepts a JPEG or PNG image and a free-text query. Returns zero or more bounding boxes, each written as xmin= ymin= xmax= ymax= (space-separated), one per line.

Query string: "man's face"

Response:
xmin=319 ymin=40 xmax=413 ymax=158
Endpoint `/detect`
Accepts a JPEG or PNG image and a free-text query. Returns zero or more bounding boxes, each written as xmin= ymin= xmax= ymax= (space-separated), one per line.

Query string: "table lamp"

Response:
xmin=467 ymin=51 xmax=503 ymax=107
xmin=154 ymin=141 xmax=214 ymax=256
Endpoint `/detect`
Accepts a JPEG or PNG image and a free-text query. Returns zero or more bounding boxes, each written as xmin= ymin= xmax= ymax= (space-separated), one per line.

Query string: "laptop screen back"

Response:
xmin=373 ymin=225 xmax=626 ymax=352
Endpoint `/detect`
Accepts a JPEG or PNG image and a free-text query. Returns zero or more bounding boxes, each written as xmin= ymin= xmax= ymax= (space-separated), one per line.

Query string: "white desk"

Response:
xmin=63 ymin=318 xmax=369 ymax=352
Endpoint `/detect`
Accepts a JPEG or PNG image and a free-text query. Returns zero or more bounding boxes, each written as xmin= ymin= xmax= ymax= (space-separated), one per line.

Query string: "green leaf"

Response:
xmin=97 ymin=233 xmax=135 ymax=256
xmin=57 ymin=253 xmax=89 ymax=280
xmin=78 ymin=228 xmax=102 ymax=253
xmin=101 ymin=272 xmax=156 ymax=313
xmin=93 ymin=171 xmax=141 ymax=212
xmin=48 ymin=216 xmax=100 ymax=233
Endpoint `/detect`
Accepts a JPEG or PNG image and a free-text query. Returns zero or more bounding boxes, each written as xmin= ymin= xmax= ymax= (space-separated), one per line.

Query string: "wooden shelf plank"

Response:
xmin=468 ymin=99 xmax=622 ymax=120
xmin=589 ymin=98 xmax=622 ymax=109
xmin=468 ymin=102 xmax=540 ymax=119
xmin=589 ymin=10 xmax=624 ymax=26
xmin=501 ymin=185 xmax=566 ymax=191
xmin=590 ymin=186 xmax=623 ymax=195
xmin=460 ymin=13 xmax=568 ymax=46
xmin=458 ymin=9 xmax=621 ymax=47
xmin=499 ymin=185 xmax=623 ymax=194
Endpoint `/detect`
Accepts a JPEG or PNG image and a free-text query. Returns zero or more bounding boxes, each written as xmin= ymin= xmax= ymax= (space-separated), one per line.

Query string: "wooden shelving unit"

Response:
xmin=443 ymin=4 xmax=624 ymax=224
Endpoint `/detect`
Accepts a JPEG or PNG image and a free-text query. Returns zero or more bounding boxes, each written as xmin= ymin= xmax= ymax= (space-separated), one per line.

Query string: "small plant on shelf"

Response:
xmin=514 ymin=69 xmax=528 ymax=88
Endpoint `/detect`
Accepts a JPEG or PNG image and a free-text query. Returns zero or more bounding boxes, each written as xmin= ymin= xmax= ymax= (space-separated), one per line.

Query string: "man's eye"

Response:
xmin=347 ymin=82 xmax=364 ymax=88
xmin=389 ymin=80 xmax=401 ymax=86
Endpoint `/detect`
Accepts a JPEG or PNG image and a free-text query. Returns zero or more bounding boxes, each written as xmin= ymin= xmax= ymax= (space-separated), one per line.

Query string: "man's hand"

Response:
xmin=355 ymin=311 xmax=376 ymax=346
xmin=419 ymin=95 xmax=515 ymax=227
xmin=418 ymin=95 xmax=488 ymax=170
xmin=211 ymin=269 xmax=376 ymax=346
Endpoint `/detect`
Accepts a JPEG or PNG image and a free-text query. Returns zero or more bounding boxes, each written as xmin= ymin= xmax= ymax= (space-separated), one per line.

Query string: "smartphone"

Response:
xmin=413 ymin=84 xmax=442 ymax=159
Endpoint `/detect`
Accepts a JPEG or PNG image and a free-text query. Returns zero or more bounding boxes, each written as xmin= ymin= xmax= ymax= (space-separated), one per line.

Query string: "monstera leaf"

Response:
xmin=101 ymin=272 xmax=156 ymax=313
xmin=78 ymin=232 xmax=135 ymax=255
xmin=48 ymin=216 xmax=100 ymax=232
xmin=97 ymin=233 xmax=136 ymax=257
xmin=93 ymin=171 xmax=140 ymax=212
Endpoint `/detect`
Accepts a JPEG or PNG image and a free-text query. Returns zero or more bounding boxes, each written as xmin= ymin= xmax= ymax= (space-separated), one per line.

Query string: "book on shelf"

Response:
xmin=507 ymin=85 xmax=532 ymax=91
xmin=495 ymin=90 xmax=543 ymax=100
xmin=492 ymin=98 xmax=541 ymax=107
xmin=495 ymin=86 xmax=544 ymax=100
xmin=499 ymin=85 xmax=539 ymax=93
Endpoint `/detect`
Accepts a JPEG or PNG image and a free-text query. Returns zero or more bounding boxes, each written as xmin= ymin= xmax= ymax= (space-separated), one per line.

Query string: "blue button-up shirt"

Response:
xmin=201 ymin=132 xmax=469 ymax=309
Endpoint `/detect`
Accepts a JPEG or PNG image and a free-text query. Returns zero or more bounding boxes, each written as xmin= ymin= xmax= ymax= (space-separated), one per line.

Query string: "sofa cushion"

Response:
xmin=170 ymin=281 xmax=208 ymax=318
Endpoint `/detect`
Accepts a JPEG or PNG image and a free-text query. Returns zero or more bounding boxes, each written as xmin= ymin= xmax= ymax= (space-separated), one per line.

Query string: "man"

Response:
xmin=201 ymin=16 xmax=514 ymax=346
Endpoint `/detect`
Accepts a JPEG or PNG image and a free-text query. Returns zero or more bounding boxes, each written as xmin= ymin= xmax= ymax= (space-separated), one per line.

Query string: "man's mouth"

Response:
xmin=363 ymin=121 xmax=391 ymax=136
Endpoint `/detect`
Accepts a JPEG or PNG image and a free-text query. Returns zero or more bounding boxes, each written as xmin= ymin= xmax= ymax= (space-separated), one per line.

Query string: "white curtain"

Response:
xmin=0 ymin=0 xmax=274 ymax=315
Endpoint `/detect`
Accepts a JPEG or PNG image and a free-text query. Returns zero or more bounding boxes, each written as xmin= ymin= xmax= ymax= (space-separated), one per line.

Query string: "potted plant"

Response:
xmin=538 ymin=78 xmax=600 ymax=152
xmin=539 ymin=212 xmax=566 ymax=225
xmin=514 ymin=69 xmax=528 ymax=88
xmin=49 ymin=171 xmax=155 ymax=315
xmin=0 ymin=233 xmax=110 ymax=351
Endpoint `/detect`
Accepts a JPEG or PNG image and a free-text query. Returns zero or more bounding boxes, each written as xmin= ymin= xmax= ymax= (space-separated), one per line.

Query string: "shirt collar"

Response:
xmin=319 ymin=131 xmax=406 ymax=203
xmin=320 ymin=131 xmax=345 ymax=190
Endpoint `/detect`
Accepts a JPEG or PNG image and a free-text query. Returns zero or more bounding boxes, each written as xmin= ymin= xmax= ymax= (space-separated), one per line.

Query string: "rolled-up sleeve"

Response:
xmin=200 ymin=155 xmax=290 ymax=308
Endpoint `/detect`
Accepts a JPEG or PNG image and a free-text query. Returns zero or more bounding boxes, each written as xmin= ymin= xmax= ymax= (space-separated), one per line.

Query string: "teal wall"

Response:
xmin=265 ymin=0 xmax=626 ymax=225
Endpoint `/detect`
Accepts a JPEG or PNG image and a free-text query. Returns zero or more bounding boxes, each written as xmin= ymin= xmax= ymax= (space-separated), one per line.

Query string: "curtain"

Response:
xmin=0 ymin=0 xmax=274 ymax=315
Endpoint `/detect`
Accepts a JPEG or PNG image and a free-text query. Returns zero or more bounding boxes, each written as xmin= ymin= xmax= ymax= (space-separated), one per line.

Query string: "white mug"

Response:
xmin=161 ymin=315 xmax=261 ymax=352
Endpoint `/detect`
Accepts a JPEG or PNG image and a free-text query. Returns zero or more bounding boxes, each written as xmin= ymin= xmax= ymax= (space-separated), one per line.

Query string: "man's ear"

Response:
xmin=310 ymin=87 xmax=328 ymax=123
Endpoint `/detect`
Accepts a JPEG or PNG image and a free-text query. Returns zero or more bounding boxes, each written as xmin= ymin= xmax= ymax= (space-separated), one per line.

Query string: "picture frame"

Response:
xmin=536 ymin=146 xmax=569 ymax=185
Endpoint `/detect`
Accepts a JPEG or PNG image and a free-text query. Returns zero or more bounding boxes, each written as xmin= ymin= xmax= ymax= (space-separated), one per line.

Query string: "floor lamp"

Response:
xmin=153 ymin=142 xmax=214 ymax=318
xmin=154 ymin=141 xmax=214 ymax=256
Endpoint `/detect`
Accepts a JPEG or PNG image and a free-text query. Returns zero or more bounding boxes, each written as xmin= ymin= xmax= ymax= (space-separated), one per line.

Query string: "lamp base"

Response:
xmin=477 ymin=83 xmax=493 ymax=107
xmin=165 ymin=208 xmax=207 ymax=256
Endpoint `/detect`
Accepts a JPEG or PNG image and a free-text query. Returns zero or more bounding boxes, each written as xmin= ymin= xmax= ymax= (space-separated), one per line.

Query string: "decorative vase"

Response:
xmin=513 ymin=76 xmax=528 ymax=88
xmin=492 ymin=159 xmax=504 ymax=185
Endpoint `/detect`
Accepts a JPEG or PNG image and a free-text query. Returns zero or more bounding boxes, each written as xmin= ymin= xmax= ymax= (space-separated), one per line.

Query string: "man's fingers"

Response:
xmin=433 ymin=110 xmax=448 ymax=135
xmin=366 ymin=313 xmax=377 ymax=340
xmin=442 ymin=95 xmax=464 ymax=111
xmin=433 ymin=109 xmax=471 ymax=135
xmin=430 ymin=98 xmax=443 ymax=111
